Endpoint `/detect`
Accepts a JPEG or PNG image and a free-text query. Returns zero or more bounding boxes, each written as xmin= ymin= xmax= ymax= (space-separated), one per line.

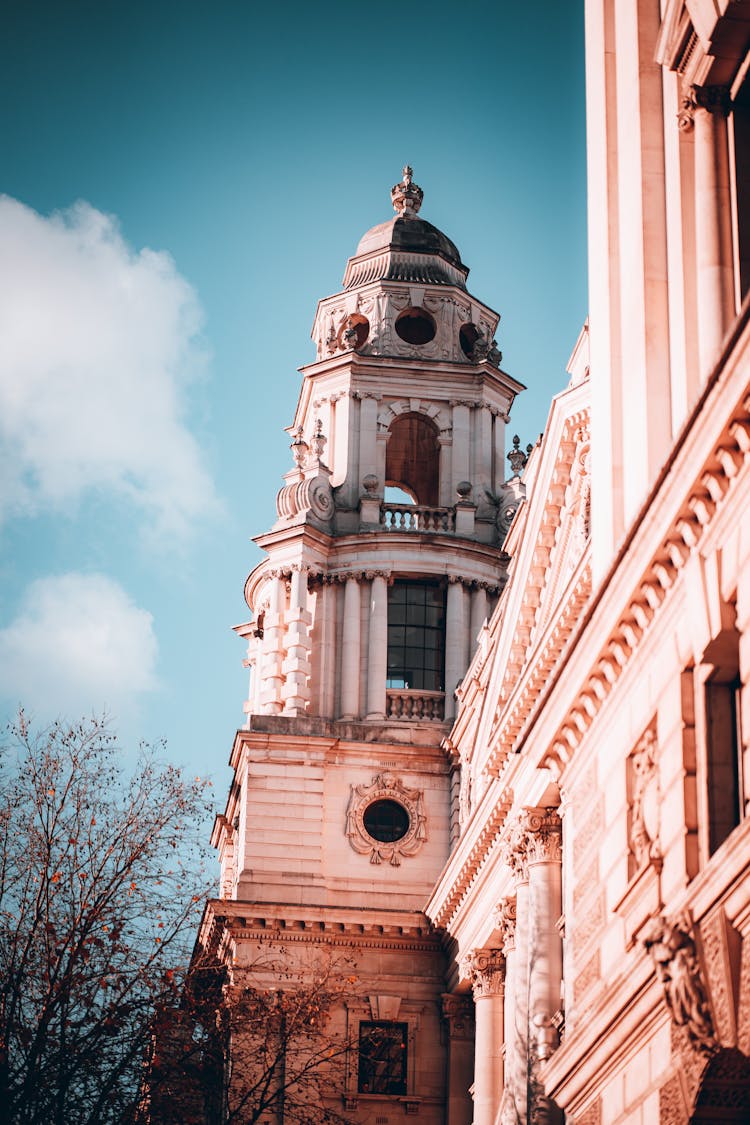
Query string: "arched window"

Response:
xmin=385 ymin=413 xmax=440 ymax=506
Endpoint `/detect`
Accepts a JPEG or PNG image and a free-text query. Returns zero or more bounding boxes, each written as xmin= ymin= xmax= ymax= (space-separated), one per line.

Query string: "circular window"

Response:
xmin=459 ymin=322 xmax=481 ymax=358
xmin=363 ymin=799 xmax=410 ymax=843
xmin=395 ymin=307 xmax=436 ymax=345
xmin=338 ymin=313 xmax=369 ymax=350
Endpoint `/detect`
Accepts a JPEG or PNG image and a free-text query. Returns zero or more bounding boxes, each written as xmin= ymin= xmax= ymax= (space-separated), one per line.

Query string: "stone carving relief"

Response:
xmin=519 ymin=806 xmax=563 ymax=866
xmin=493 ymin=895 xmax=517 ymax=954
xmin=462 ymin=947 xmax=505 ymax=998
xmin=441 ymin=994 xmax=474 ymax=1040
xmin=501 ymin=820 xmax=530 ymax=885
xmin=642 ymin=912 xmax=718 ymax=1055
xmin=345 ymin=773 xmax=426 ymax=866
xmin=458 ymin=763 xmax=472 ymax=828
xmin=275 ymin=421 xmax=334 ymax=527
xmin=628 ymin=724 xmax=662 ymax=873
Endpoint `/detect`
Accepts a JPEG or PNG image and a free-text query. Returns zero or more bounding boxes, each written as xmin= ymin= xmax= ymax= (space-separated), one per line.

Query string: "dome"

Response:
xmin=355 ymin=215 xmax=464 ymax=270
xmin=342 ymin=167 xmax=469 ymax=290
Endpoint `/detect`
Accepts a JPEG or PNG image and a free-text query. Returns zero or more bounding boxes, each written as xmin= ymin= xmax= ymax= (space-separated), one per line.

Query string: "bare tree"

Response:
xmin=145 ymin=945 xmax=360 ymax=1124
xmin=0 ymin=712 xmax=213 ymax=1125
xmin=220 ymin=953 xmax=357 ymax=1125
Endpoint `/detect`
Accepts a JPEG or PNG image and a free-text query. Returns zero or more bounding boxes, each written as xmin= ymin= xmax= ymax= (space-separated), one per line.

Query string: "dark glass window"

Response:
xmin=387 ymin=582 xmax=445 ymax=691
xmin=363 ymin=799 xmax=410 ymax=843
xmin=706 ymin=673 xmax=743 ymax=855
xmin=358 ymin=1021 xmax=408 ymax=1095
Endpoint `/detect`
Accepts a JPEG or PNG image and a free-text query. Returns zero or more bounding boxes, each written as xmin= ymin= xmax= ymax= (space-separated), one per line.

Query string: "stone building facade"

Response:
xmin=198 ymin=2 xmax=750 ymax=1121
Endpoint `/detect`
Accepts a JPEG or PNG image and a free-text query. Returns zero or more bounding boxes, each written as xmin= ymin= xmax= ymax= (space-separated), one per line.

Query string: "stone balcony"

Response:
xmin=386 ymin=688 xmax=446 ymax=721
xmin=380 ymin=502 xmax=455 ymax=533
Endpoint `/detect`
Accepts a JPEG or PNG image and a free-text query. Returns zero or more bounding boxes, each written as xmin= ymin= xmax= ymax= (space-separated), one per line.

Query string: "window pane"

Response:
xmin=358 ymin=1021 xmax=408 ymax=1095
xmin=387 ymin=581 xmax=446 ymax=697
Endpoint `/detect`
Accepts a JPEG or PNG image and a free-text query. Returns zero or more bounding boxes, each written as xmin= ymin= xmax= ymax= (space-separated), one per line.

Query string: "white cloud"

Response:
xmin=0 ymin=196 xmax=218 ymax=538
xmin=0 ymin=573 xmax=158 ymax=717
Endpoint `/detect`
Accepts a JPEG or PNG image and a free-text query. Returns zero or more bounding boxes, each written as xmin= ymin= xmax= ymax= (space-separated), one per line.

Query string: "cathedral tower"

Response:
xmin=207 ymin=169 xmax=524 ymax=1119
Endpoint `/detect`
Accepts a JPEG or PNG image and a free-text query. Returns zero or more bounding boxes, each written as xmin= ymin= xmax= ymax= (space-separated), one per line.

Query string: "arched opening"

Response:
xmin=386 ymin=413 xmax=440 ymax=507
xmin=459 ymin=321 xmax=481 ymax=358
xmin=395 ymin=306 xmax=436 ymax=345
xmin=690 ymin=1048 xmax=750 ymax=1122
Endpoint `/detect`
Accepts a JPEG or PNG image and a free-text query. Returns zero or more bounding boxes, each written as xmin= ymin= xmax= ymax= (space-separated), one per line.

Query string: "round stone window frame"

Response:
xmin=346 ymin=773 xmax=427 ymax=866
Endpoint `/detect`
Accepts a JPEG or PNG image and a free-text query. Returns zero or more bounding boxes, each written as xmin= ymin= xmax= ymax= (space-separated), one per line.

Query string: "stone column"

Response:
xmin=445 ymin=577 xmax=469 ymax=721
xmin=493 ymin=896 xmax=517 ymax=1125
xmin=259 ymin=570 xmax=286 ymax=714
xmin=340 ymin=575 xmax=361 ymax=720
xmin=464 ymin=948 xmax=505 ymax=1125
xmin=502 ymin=822 xmax=530 ymax=1124
xmin=451 ymin=402 xmax=472 ymax=496
xmin=522 ymin=806 xmax=563 ymax=1125
xmin=470 ymin=584 xmax=489 ymax=651
xmin=281 ymin=565 xmax=313 ymax=715
xmin=692 ymin=86 xmax=735 ymax=376
xmin=316 ymin=578 xmax=336 ymax=719
xmin=474 ymin=405 xmax=493 ymax=500
xmin=366 ymin=571 xmax=388 ymax=719
xmin=441 ymin=994 xmax=475 ymax=1125
xmin=492 ymin=410 xmax=506 ymax=494
xmin=438 ymin=432 xmax=452 ymax=507
xmin=359 ymin=393 xmax=380 ymax=485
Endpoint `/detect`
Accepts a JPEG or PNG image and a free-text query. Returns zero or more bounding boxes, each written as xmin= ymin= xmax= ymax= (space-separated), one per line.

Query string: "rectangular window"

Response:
xmin=705 ymin=673 xmax=743 ymax=855
xmin=386 ymin=582 xmax=445 ymax=691
xmin=357 ymin=1021 xmax=408 ymax=1095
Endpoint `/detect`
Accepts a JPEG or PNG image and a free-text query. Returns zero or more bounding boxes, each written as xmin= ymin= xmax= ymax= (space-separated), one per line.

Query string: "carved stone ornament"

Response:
xmin=345 ymin=773 xmax=426 ymax=866
xmin=462 ymin=947 xmax=505 ymax=999
xmin=629 ymin=725 xmax=662 ymax=871
xmin=275 ymin=473 xmax=334 ymax=525
xmin=507 ymin=433 xmax=528 ymax=476
xmin=519 ymin=806 xmax=563 ymax=866
xmin=501 ymin=821 xmax=530 ymax=885
xmin=641 ymin=912 xmax=719 ymax=1055
xmin=493 ymin=895 xmax=517 ymax=953
xmin=441 ymin=993 xmax=474 ymax=1040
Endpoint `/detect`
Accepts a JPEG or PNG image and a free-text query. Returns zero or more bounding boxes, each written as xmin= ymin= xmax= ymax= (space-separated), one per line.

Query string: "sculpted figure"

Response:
xmin=642 ymin=915 xmax=717 ymax=1053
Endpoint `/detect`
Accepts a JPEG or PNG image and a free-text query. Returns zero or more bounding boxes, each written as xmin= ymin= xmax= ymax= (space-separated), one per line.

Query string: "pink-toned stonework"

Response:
xmin=197 ymin=3 xmax=750 ymax=1121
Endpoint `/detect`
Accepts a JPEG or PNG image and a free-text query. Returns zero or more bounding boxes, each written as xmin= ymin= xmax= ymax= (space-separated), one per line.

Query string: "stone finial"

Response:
xmin=507 ymin=434 xmax=528 ymax=477
xmin=391 ymin=165 xmax=424 ymax=216
xmin=310 ymin=418 xmax=327 ymax=463
xmin=291 ymin=426 xmax=309 ymax=468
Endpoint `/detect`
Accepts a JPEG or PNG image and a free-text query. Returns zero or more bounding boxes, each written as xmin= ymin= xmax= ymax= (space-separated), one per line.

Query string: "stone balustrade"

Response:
xmin=381 ymin=503 xmax=455 ymax=533
xmin=386 ymin=688 xmax=445 ymax=721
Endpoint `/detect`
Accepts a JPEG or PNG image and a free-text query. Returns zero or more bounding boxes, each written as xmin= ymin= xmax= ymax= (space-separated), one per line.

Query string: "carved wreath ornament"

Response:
xmin=345 ymin=773 xmax=426 ymax=866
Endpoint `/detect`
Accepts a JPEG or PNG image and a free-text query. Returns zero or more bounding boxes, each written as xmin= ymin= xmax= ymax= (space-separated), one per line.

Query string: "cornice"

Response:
xmin=535 ymin=312 xmax=750 ymax=779
xmin=430 ymin=303 xmax=750 ymax=940
xmin=486 ymin=554 xmax=591 ymax=776
xmin=428 ymin=785 xmax=513 ymax=930
xmin=200 ymin=899 xmax=443 ymax=954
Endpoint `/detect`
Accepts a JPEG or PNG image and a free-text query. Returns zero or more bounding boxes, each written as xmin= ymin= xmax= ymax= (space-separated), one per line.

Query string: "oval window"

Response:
xmin=363 ymin=799 xmax=410 ymax=843
xmin=338 ymin=313 xmax=369 ymax=350
xmin=395 ymin=307 xmax=436 ymax=345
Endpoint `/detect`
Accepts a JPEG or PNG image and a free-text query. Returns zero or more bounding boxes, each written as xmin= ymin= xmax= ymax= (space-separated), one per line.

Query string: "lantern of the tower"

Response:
xmin=239 ymin=167 xmax=525 ymax=727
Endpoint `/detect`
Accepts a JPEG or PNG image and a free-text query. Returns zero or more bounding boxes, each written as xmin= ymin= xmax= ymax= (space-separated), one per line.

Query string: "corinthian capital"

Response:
xmin=493 ymin=895 xmax=517 ymax=953
xmin=463 ymin=947 xmax=505 ymax=999
xmin=501 ymin=822 xmax=530 ymax=885
xmin=519 ymin=806 xmax=562 ymax=866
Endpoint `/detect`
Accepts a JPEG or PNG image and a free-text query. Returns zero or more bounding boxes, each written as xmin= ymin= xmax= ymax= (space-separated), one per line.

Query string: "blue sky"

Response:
xmin=0 ymin=1 xmax=587 ymax=789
